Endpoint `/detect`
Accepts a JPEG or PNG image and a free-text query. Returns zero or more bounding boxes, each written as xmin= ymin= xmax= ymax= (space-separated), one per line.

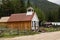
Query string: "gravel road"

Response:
xmin=0 ymin=31 xmax=60 ymax=40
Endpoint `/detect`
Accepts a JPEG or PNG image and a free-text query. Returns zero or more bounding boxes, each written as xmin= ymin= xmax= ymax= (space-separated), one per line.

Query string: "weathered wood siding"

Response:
xmin=0 ymin=21 xmax=31 ymax=30
xmin=7 ymin=21 xmax=31 ymax=30
xmin=0 ymin=22 xmax=7 ymax=26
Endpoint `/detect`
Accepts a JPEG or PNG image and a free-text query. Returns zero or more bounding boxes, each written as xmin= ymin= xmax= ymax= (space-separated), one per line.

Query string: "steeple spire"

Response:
xmin=26 ymin=7 xmax=34 ymax=15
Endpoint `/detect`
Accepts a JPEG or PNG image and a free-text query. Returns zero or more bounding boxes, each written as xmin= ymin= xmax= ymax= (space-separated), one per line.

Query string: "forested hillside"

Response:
xmin=23 ymin=0 xmax=60 ymax=22
xmin=28 ymin=0 xmax=60 ymax=22
xmin=0 ymin=0 xmax=60 ymax=22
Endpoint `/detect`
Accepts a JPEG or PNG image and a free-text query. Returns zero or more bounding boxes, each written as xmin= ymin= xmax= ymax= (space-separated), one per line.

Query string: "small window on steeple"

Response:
xmin=32 ymin=10 xmax=33 ymax=11
xmin=28 ymin=9 xmax=34 ymax=12
xmin=28 ymin=9 xmax=31 ymax=12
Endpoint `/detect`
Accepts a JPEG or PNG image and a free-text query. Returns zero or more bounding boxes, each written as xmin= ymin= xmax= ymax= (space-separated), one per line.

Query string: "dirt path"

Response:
xmin=0 ymin=31 xmax=60 ymax=40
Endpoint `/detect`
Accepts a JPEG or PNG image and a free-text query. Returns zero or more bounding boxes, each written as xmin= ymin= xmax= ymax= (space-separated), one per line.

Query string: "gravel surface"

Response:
xmin=0 ymin=31 xmax=60 ymax=40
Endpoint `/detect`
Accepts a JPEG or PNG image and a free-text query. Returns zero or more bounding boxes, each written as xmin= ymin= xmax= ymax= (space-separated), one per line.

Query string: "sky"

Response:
xmin=48 ymin=0 xmax=60 ymax=5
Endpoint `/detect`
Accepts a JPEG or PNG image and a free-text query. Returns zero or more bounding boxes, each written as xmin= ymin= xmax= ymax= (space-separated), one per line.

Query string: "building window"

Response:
xmin=32 ymin=21 xmax=39 ymax=27
xmin=28 ymin=9 xmax=31 ymax=12
xmin=34 ymin=21 xmax=36 ymax=27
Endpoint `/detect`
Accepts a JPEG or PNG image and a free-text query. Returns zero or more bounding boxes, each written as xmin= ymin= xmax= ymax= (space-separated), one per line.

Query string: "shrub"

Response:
xmin=39 ymin=27 xmax=60 ymax=32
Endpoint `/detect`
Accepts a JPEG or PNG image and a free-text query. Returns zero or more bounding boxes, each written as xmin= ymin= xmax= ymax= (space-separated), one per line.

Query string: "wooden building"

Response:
xmin=0 ymin=7 xmax=39 ymax=31
xmin=0 ymin=17 xmax=10 ymax=26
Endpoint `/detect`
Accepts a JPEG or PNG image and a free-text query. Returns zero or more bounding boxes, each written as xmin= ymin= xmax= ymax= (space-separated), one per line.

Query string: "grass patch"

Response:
xmin=39 ymin=27 xmax=60 ymax=32
xmin=0 ymin=25 xmax=40 ymax=38
xmin=0 ymin=30 xmax=39 ymax=38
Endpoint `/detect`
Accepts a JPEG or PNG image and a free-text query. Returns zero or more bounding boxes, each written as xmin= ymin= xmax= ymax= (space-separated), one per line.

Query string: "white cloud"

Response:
xmin=48 ymin=0 xmax=60 ymax=4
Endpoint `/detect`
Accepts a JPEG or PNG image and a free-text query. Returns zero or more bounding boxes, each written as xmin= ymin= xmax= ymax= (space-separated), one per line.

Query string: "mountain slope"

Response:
xmin=30 ymin=0 xmax=60 ymax=13
xmin=0 ymin=0 xmax=60 ymax=21
xmin=28 ymin=0 xmax=60 ymax=21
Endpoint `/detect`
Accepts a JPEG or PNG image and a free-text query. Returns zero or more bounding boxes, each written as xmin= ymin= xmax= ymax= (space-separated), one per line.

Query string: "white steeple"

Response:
xmin=26 ymin=7 xmax=34 ymax=15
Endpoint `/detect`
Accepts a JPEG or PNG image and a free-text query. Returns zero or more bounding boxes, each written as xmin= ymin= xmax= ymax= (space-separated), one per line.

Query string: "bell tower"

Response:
xmin=26 ymin=7 xmax=34 ymax=15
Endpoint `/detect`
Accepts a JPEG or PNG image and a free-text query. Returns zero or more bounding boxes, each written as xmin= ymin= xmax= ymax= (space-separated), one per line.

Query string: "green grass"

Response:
xmin=0 ymin=25 xmax=39 ymax=38
xmin=39 ymin=27 xmax=60 ymax=32
xmin=0 ymin=30 xmax=39 ymax=38
xmin=1 ymin=25 xmax=60 ymax=38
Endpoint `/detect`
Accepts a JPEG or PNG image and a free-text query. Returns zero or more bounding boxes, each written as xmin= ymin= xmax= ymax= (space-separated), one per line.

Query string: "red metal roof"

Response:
xmin=8 ymin=13 xmax=34 ymax=22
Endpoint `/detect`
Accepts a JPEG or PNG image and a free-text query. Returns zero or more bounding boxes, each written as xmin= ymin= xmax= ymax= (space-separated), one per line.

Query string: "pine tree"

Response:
xmin=33 ymin=6 xmax=46 ymax=21
xmin=19 ymin=0 xmax=26 ymax=13
xmin=27 ymin=0 xmax=32 ymax=8
xmin=58 ymin=7 xmax=60 ymax=22
xmin=11 ymin=0 xmax=26 ymax=13
xmin=2 ymin=0 xmax=26 ymax=16
xmin=2 ymin=0 xmax=14 ymax=16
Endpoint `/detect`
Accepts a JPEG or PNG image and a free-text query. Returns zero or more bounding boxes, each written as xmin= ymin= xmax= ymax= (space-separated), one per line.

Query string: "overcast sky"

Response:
xmin=48 ymin=0 xmax=60 ymax=4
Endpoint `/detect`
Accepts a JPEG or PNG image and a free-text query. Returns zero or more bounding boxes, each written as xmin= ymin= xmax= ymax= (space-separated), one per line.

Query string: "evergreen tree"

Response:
xmin=0 ymin=5 xmax=2 ymax=17
xmin=2 ymin=0 xmax=14 ymax=16
xmin=33 ymin=6 xmax=46 ymax=21
xmin=19 ymin=0 xmax=26 ymax=13
xmin=11 ymin=0 xmax=26 ymax=13
xmin=1 ymin=0 xmax=26 ymax=16
xmin=58 ymin=7 xmax=60 ymax=22
xmin=47 ymin=11 xmax=54 ymax=22
xmin=27 ymin=0 xmax=32 ymax=8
